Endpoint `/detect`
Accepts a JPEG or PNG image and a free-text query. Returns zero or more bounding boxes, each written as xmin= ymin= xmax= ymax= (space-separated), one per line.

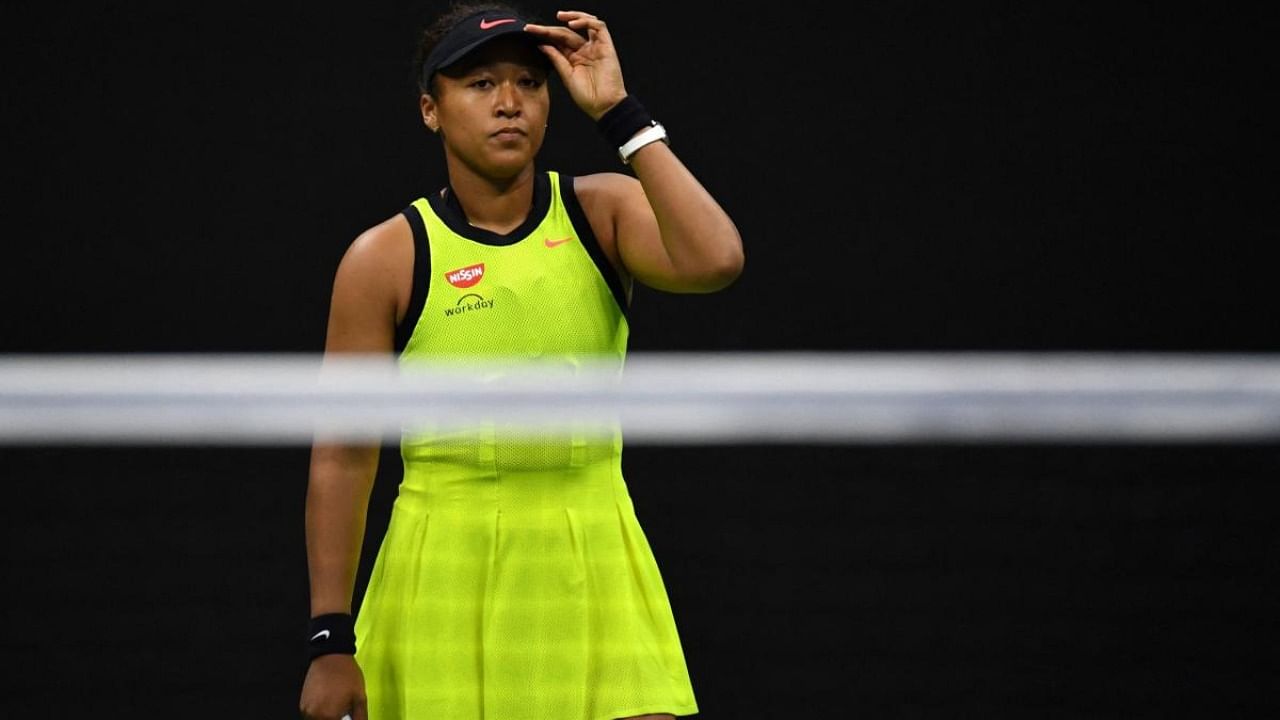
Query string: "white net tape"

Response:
xmin=2 ymin=352 xmax=1280 ymax=444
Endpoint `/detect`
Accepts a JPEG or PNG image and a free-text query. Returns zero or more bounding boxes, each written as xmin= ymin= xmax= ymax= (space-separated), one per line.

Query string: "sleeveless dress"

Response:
xmin=353 ymin=170 xmax=699 ymax=720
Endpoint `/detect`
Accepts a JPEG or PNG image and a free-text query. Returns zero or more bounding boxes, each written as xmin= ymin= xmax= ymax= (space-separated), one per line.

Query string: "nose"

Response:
xmin=494 ymin=80 xmax=520 ymax=117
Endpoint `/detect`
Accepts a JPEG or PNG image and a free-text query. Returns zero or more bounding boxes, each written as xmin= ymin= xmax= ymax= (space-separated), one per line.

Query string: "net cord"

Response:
xmin=2 ymin=352 xmax=1279 ymax=444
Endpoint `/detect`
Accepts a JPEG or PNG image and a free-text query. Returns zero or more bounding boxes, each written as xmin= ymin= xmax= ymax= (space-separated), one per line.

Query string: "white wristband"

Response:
xmin=618 ymin=122 xmax=668 ymax=164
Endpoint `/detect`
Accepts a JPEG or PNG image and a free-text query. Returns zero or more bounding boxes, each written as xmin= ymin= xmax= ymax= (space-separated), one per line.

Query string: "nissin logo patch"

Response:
xmin=445 ymin=263 xmax=485 ymax=288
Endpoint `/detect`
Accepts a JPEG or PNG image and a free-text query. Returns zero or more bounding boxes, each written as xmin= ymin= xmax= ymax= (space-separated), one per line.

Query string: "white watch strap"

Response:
xmin=618 ymin=122 xmax=668 ymax=164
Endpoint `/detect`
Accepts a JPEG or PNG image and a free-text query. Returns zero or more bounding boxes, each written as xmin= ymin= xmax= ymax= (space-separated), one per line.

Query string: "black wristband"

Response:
xmin=596 ymin=96 xmax=654 ymax=149
xmin=307 ymin=612 xmax=357 ymax=661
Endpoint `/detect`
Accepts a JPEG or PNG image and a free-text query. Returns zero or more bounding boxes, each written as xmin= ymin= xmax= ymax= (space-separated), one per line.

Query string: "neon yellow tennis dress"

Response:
xmin=353 ymin=170 xmax=699 ymax=719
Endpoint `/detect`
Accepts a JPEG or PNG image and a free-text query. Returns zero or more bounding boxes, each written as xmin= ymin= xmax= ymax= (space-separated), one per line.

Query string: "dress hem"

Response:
xmin=597 ymin=703 xmax=700 ymax=719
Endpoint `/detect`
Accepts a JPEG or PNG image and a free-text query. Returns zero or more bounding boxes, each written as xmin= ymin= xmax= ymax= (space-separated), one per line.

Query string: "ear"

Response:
xmin=420 ymin=93 xmax=439 ymax=133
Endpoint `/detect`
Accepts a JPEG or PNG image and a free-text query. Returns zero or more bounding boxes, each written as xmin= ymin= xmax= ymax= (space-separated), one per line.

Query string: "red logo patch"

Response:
xmin=445 ymin=263 xmax=485 ymax=288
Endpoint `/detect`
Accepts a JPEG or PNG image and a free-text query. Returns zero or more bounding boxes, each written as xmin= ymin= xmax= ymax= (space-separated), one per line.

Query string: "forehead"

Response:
xmin=442 ymin=35 xmax=548 ymax=77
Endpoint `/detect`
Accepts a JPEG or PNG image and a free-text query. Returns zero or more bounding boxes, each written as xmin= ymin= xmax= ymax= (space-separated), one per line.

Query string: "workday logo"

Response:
xmin=444 ymin=293 xmax=495 ymax=318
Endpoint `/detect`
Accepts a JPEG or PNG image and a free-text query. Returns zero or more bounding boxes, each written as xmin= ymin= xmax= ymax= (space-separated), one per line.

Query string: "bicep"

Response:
xmin=608 ymin=177 xmax=686 ymax=293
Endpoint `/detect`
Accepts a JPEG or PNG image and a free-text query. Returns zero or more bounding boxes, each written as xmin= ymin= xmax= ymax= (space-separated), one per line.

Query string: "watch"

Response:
xmin=618 ymin=122 xmax=669 ymax=164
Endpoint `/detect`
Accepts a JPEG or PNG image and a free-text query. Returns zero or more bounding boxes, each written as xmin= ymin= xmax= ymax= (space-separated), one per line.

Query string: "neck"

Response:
xmin=443 ymin=163 xmax=537 ymax=235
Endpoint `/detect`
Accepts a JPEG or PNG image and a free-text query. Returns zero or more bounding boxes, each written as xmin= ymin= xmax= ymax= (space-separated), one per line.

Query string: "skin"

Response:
xmin=300 ymin=10 xmax=742 ymax=720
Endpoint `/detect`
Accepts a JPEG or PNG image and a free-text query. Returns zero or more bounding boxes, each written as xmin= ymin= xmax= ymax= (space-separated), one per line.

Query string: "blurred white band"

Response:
xmin=2 ymin=352 xmax=1280 ymax=444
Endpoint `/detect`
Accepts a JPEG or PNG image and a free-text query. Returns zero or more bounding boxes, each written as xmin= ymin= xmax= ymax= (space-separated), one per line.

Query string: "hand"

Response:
xmin=524 ymin=10 xmax=628 ymax=120
xmin=299 ymin=654 xmax=368 ymax=720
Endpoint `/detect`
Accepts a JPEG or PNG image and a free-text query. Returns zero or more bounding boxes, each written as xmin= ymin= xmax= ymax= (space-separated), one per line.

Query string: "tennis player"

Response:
xmin=299 ymin=3 xmax=743 ymax=718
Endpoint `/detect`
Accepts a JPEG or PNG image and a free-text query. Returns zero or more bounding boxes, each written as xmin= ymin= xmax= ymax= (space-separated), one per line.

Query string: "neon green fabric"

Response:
xmin=353 ymin=171 xmax=699 ymax=719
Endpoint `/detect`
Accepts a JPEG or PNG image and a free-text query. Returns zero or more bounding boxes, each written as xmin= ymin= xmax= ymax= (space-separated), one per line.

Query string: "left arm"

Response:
xmin=526 ymin=10 xmax=745 ymax=293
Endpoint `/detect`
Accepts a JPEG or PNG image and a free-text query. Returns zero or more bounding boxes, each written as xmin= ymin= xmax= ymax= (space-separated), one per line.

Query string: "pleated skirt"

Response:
xmin=353 ymin=432 xmax=698 ymax=720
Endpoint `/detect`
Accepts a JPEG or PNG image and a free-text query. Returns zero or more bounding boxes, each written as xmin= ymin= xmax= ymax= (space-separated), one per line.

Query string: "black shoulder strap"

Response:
xmin=562 ymin=176 xmax=630 ymax=318
xmin=394 ymin=203 xmax=431 ymax=354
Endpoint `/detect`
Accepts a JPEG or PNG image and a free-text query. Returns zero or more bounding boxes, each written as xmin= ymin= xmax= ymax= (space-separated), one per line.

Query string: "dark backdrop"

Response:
xmin=2 ymin=1 xmax=1276 ymax=717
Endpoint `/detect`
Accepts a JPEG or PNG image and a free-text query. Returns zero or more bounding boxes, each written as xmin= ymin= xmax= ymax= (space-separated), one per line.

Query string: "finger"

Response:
xmin=536 ymin=43 xmax=574 ymax=79
xmin=563 ymin=15 xmax=613 ymax=46
xmin=556 ymin=11 xmax=606 ymax=32
xmin=556 ymin=11 xmax=603 ymax=27
xmin=523 ymin=23 xmax=585 ymax=45
xmin=555 ymin=10 xmax=599 ymax=21
xmin=564 ymin=16 xmax=604 ymax=32
xmin=522 ymin=23 xmax=587 ymax=50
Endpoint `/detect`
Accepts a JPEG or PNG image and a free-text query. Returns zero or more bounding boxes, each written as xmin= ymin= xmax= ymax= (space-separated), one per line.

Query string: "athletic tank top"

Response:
xmin=394 ymin=170 xmax=630 ymax=471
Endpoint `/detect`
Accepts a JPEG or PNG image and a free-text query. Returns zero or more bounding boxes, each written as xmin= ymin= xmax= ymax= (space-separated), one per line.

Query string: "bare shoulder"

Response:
xmin=332 ymin=212 xmax=414 ymax=326
xmin=341 ymin=213 xmax=412 ymax=274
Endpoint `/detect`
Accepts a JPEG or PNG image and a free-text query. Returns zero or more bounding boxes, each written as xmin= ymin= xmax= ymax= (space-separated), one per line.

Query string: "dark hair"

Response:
xmin=411 ymin=1 xmax=543 ymax=97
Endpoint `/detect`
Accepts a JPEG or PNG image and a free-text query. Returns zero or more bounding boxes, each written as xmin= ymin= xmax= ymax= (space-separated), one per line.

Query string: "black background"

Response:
xmin=2 ymin=1 xmax=1277 ymax=717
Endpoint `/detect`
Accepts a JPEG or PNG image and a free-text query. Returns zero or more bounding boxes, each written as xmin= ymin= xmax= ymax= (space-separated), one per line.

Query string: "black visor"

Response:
xmin=420 ymin=10 xmax=538 ymax=90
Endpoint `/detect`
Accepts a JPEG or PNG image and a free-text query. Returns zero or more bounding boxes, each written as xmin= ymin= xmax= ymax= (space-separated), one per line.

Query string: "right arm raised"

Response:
xmin=300 ymin=215 xmax=411 ymax=720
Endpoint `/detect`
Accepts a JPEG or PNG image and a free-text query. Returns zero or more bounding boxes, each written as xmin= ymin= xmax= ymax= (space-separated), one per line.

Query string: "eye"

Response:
xmin=470 ymin=78 xmax=493 ymax=89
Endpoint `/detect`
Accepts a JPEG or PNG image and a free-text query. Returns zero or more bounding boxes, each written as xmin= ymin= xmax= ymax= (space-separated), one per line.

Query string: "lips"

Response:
xmin=491 ymin=127 xmax=526 ymax=139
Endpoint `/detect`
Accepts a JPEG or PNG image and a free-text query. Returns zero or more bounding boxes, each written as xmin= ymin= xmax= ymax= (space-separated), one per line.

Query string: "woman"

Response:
xmin=299 ymin=3 xmax=743 ymax=719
